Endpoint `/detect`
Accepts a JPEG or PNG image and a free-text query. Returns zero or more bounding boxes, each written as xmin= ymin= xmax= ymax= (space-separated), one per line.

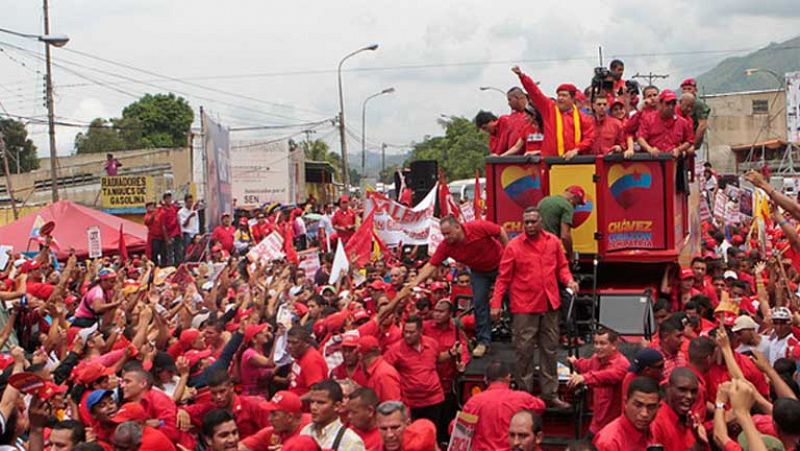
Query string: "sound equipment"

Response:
xmin=408 ymin=160 xmax=438 ymax=205
xmin=597 ymin=293 xmax=655 ymax=336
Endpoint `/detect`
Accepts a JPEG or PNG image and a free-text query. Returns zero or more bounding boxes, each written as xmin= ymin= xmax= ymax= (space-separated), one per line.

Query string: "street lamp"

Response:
xmin=361 ymin=87 xmax=395 ymax=176
xmin=745 ymin=68 xmax=784 ymax=86
xmin=479 ymin=86 xmax=506 ymax=96
xmin=0 ymin=15 xmax=69 ymax=202
xmin=337 ymin=44 xmax=379 ymax=192
xmin=745 ymin=68 xmax=785 ymax=141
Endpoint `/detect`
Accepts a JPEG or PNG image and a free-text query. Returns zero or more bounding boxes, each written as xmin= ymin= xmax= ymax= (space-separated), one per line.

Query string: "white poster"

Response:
xmin=787 ymin=71 xmax=800 ymax=144
xmin=428 ymin=218 xmax=443 ymax=256
xmin=230 ymin=140 xmax=295 ymax=207
xmin=365 ymin=185 xmax=437 ymax=246
xmin=247 ymin=231 xmax=284 ymax=263
xmin=329 ymin=240 xmax=349 ymax=284
xmin=87 ymin=226 xmax=102 ymax=258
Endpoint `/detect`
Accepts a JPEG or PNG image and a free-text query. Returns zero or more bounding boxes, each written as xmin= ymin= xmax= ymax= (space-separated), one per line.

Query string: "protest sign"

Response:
xmin=447 ymin=411 xmax=479 ymax=451
xmin=298 ymin=248 xmax=321 ymax=280
xmin=713 ymin=190 xmax=727 ymax=219
xmin=428 ymin=218 xmax=443 ymax=256
xmin=364 ymin=185 xmax=437 ymax=246
xmin=247 ymin=232 xmax=284 ymax=263
xmin=87 ymin=226 xmax=102 ymax=258
xmin=100 ymin=176 xmax=153 ymax=213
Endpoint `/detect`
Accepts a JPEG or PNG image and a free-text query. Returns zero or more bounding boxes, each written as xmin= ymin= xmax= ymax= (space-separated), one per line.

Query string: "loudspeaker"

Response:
xmin=597 ymin=293 xmax=654 ymax=336
xmin=408 ymin=160 xmax=438 ymax=191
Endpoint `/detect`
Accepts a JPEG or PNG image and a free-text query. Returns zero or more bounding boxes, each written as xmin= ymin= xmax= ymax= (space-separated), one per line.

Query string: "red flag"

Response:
xmin=473 ymin=169 xmax=482 ymax=220
xmin=345 ymin=210 xmax=375 ymax=267
xmin=438 ymin=170 xmax=462 ymax=220
xmin=283 ymin=211 xmax=298 ymax=264
xmin=118 ymin=224 xmax=129 ymax=263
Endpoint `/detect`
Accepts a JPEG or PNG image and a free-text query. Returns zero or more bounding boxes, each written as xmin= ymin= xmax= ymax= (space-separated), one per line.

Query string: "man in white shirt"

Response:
xmin=764 ymin=307 xmax=799 ymax=366
xmin=301 ymin=379 xmax=365 ymax=450
xmin=318 ymin=203 xmax=335 ymax=251
xmin=732 ymin=315 xmax=770 ymax=356
xmin=178 ymin=194 xmax=201 ymax=258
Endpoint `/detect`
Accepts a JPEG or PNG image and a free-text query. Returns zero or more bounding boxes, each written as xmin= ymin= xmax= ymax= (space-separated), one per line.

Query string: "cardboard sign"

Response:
xmin=298 ymin=248 xmax=321 ymax=280
xmin=428 ymin=218 xmax=443 ymax=256
xmin=87 ymin=226 xmax=102 ymax=259
xmin=447 ymin=411 xmax=479 ymax=451
xmin=247 ymin=232 xmax=284 ymax=263
xmin=713 ymin=190 xmax=727 ymax=219
xmin=364 ymin=187 xmax=437 ymax=246
xmin=101 ymin=176 xmax=154 ymax=213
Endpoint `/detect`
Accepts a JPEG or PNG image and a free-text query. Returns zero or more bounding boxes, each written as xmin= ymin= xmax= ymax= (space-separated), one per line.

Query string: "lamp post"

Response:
xmin=745 ymin=68 xmax=785 ymax=139
xmin=361 ymin=87 xmax=394 ymax=176
xmin=337 ymin=44 xmax=378 ymax=192
xmin=0 ymin=7 xmax=69 ymax=203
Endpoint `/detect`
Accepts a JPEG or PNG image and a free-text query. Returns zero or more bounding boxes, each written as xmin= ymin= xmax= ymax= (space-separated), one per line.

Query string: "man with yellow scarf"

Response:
xmin=512 ymin=66 xmax=595 ymax=159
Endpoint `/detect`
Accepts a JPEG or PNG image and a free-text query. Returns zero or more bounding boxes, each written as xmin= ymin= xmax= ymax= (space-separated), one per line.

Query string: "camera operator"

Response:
xmin=609 ymin=59 xmax=626 ymax=96
xmin=512 ymin=66 xmax=594 ymax=159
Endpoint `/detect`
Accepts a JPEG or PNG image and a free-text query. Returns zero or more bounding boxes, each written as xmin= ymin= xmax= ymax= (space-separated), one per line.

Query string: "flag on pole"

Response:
xmin=329 ymin=239 xmax=349 ymax=284
xmin=473 ymin=170 xmax=482 ymax=220
xmin=438 ymin=171 xmax=462 ymax=220
xmin=345 ymin=210 xmax=376 ymax=267
xmin=118 ymin=224 xmax=128 ymax=263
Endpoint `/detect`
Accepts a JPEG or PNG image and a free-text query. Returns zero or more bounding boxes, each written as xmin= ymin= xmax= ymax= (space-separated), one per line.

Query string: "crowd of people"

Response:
xmin=0 ymin=59 xmax=796 ymax=451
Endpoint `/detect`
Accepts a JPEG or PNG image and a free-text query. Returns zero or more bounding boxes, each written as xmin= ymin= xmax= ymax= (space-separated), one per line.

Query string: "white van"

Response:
xmin=448 ymin=178 xmax=486 ymax=204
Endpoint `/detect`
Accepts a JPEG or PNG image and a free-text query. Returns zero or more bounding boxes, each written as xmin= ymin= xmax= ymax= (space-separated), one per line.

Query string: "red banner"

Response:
xmin=601 ymin=162 xmax=666 ymax=251
xmin=487 ymin=162 xmax=545 ymax=236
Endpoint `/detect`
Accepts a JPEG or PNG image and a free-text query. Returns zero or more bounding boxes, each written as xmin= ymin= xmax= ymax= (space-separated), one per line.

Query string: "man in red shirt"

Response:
xmin=624 ymin=85 xmax=660 ymax=143
xmin=410 ymin=216 xmax=509 ymax=357
xmin=251 ymin=212 xmax=273 ymax=243
xmin=240 ymin=391 xmax=311 ymax=451
xmin=110 ymin=403 xmax=177 ymax=451
xmin=211 ymin=213 xmax=236 ymax=253
xmin=474 ymin=111 xmax=517 ymax=155
xmin=347 ymin=387 xmax=383 ymax=451
xmin=358 ymin=336 xmax=402 ymax=403
xmin=591 ymin=96 xmax=626 ymax=155
xmin=512 ymin=65 xmax=595 ymax=158
xmin=144 ymin=201 xmax=165 ymax=264
xmin=286 ymin=327 xmax=328 ymax=397
xmin=594 ymin=376 xmax=661 ymax=451
xmin=490 ymin=207 xmax=577 ymax=408
xmin=330 ymin=335 xmax=367 ymax=385
xmin=621 ymin=348 xmax=665 ymax=403
xmin=637 ymin=89 xmax=694 ymax=158
xmin=690 ymin=257 xmax=719 ymax=306
xmin=180 ymin=368 xmax=272 ymax=439
xmin=383 ymin=316 xmax=445 ymax=441
xmin=650 ymin=368 xmax=709 ymax=451
xmin=331 ymin=195 xmax=357 ymax=244
xmin=200 ymin=409 xmax=240 ymax=451
xmin=651 ymin=316 xmax=688 ymax=380
xmin=567 ymin=328 xmax=630 ymax=435
xmin=158 ymin=192 xmax=182 ymax=266
xmin=120 ymin=366 xmax=187 ymax=446
xmin=462 ymin=361 xmax=545 ymax=451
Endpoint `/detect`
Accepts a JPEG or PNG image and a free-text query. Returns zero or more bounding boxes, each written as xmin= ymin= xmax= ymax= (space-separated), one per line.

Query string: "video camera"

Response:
xmin=591 ymin=67 xmax=615 ymax=93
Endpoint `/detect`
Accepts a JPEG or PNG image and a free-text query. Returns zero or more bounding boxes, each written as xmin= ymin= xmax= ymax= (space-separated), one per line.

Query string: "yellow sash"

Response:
xmin=555 ymin=105 xmax=581 ymax=156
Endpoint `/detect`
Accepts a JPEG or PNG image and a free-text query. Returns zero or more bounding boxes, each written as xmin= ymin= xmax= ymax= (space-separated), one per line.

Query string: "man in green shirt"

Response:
xmin=536 ymin=185 xmax=585 ymax=258
xmin=680 ymin=78 xmax=711 ymax=148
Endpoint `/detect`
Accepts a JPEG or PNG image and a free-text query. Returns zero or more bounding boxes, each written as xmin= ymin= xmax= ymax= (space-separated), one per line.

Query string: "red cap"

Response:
xmin=179 ymin=329 xmax=201 ymax=348
xmin=358 ymin=335 xmax=380 ymax=354
xmin=0 ymin=354 xmax=14 ymax=371
xmin=39 ymin=382 xmax=68 ymax=401
xmin=566 ymin=186 xmax=586 ymax=205
xmin=429 ymin=281 xmax=447 ymax=291
xmin=556 ymin=83 xmax=579 ymax=94
xmin=20 ymin=260 xmax=42 ymax=273
xmin=680 ymin=78 xmax=696 ymax=88
xmin=611 ymin=97 xmax=624 ymax=108
xmin=679 ymin=268 xmax=694 ymax=280
xmin=339 ymin=195 xmax=350 ymax=204
xmin=659 ymin=89 xmax=678 ymax=102
xmin=265 ymin=390 xmax=303 ymax=413
xmin=111 ymin=402 xmax=149 ymax=423
xmin=293 ymin=302 xmax=309 ymax=316
xmin=184 ymin=349 xmax=213 ymax=369
xmin=341 ymin=335 xmax=360 ymax=348
xmin=731 ymin=235 xmax=745 ymax=245
xmin=244 ymin=323 xmax=269 ymax=344
xmin=75 ymin=362 xmax=115 ymax=385
xmin=574 ymin=91 xmax=588 ymax=102
xmin=352 ymin=309 xmax=370 ymax=322
xmin=403 ymin=419 xmax=438 ymax=451
xmin=369 ymin=280 xmax=389 ymax=291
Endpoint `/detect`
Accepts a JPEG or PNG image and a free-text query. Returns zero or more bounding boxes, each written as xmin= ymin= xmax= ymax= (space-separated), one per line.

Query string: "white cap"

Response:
xmin=772 ymin=307 xmax=792 ymax=321
xmin=731 ymin=315 xmax=758 ymax=332
xmin=723 ymin=270 xmax=738 ymax=280
xmin=289 ymin=286 xmax=303 ymax=297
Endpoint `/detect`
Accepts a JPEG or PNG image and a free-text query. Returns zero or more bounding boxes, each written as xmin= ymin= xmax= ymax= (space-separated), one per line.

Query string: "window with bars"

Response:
xmin=752 ymin=99 xmax=769 ymax=114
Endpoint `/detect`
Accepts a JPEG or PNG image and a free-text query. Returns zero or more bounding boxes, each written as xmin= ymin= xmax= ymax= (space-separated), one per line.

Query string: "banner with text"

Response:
xmin=100 ymin=176 xmax=153 ymax=213
xmin=787 ymin=71 xmax=800 ymax=144
xmin=203 ymin=112 xmax=232 ymax=229
xmin=365 ymin=185 xmax=437 ymax=246
xmin=600 ymin=162 xmax=666 ymax=251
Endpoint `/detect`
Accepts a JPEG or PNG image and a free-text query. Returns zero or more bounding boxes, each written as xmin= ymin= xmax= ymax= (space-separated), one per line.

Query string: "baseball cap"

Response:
xmin=732 ymin=315 xmax=759 ymax=332
xmin=556 ymin=83 xmax=579 ymax=94
xmin=184 ymin=349 xmax=213 ymax=368
xmin=610 ymin=97 xmax=624 ymax=108
xmin=565 ymin=186 xmax=586 ymax=205
xmin=628 ymin=348 xmax=664 ymax=372
xmin=111 ymin=402 xmax=148 ymax=423
xmin=339 ymin=195 xmax=350 ymax=204
xmin=98 ymin=268 xmax=117 ymax=280
xmin=75 ymin=362 xmax=115 ymax=385
xmin=723 ymin=270 xmax=739 ymax=280
xmin=244 ymin=323 xmax=269 ymax=344
xmin=679 ymin=268 xmax=694 ymax=280
xmin=86 ymin=389 xmax=115 ymax=411
xmin=39 ymin=382 xmax=68 ymax=401
xmin=680 ymin=78 xmax=697 ymax=88
xmin=179 ymin=328 xmax=201 ymax=348
xmin=352 ymin=309 xmax=370 ymax=323
xmin=659 ymin=89 xmax=678 ymax=103
xmin=20 ymin=260 xmax=42 ymax=273
xmin=358 ymin=336 xmax=381 ymax=354
xmin=265 ymin=390 xmax=303 ymax=413
xmin=772 ymin=307 xmax=792 ymax=321
xmin=341 ymin=335 xmax=360 ymax=348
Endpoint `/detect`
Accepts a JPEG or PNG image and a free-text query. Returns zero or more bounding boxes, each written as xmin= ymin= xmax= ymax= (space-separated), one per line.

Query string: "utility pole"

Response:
xmin=631 ymin=72 xmax=669 ymax=86
xmin=381 ymin=143 xmax=387 ymax=175
xmin=0 ymin=132 xmax=19 ymax=219
xmin=43 ymin=0 xmax=59 ymax=202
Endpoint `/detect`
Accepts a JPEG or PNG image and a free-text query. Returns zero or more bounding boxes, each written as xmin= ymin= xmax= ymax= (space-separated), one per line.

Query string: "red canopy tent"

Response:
xmin=0 ymin=200 xmax=147 ymax=259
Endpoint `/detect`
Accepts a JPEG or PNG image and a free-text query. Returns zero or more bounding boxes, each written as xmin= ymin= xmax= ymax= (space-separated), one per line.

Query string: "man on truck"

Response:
xmin=537 ymin=185 xmax=586 ymax=259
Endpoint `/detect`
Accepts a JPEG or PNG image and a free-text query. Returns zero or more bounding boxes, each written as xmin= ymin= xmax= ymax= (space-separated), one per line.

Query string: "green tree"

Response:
xmin=74 ymin=118 xmax=127 ymax=154
xmin=0 ymin=118 xmax=39 ymax=174
xmin=121 ymin=93 xmax=193 ymax=148
xmin=406 ymin=116 xmax=488 ymax=180
xmin=301 ymin=139 xmax=346 ymax=182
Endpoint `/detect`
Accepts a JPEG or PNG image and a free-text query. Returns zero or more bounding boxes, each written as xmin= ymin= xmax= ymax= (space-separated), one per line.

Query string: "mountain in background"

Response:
xmin=696 ymin=35 xmax=800 ymax=95
xmin=348 ymin=148 xmax=409 ymax=175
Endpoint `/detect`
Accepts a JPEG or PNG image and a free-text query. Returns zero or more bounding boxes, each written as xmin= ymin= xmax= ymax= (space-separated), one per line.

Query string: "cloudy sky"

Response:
xmin=1 ymin=0 xmax=797 ymax=163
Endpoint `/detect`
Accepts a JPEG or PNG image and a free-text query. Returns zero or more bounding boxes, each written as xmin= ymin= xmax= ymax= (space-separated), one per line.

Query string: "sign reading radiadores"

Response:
xmin=101 ymin=176 xmax=153 ymax=213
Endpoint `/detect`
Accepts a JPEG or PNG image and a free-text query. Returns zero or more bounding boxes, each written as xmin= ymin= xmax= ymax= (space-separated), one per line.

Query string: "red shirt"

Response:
xmin=331 ymin=208 xmax=357 ymax=244
xmin=252 ymin=221 xmax=274 ymax=243
xmin=330 ymin=362 xmax=368 ymax=386
xmin=144 ymin=210 xmax=164 ymax=239
xmin=650 ymin=402 xmax=698 ymax=451
xmin=354 ymin=426 xmax=383 ymax=451
xmin=650 ymin=342 xmax=688 ymax=381
xmin=422 ymin=319 xmax=471 ymax=391
xmin=430 ymin=220 xmax=504 ymax=272
xmin=184 ymin=394 xmax=273 ymax=439
xmin=637 ymin=112 xmax=694 ymax=152
xmin=26 ymin=281 xmax=54 ymax=300
xmin=289 ymin=347 xmax=328 ymax=397
xmin=705 ymin=353 xmax=770 ymax=402
xmin=141 ymin=426 xmax=177 ymax=451
xmin=357 ymin=320 xmax=402 ymax=352
xmin=593 ymin=414 xmax=654 ymax=451
xmin=461 ymin=382 xmax=545 ymax=451
xmin=623 ymin=107 xmax=658 ymax=139
xmin=211 ymin=225 xmax=236 ymax=252
xmin=592 ymin=116 xmax=626 ymax=154
xmin=488 ymin=115 xmax=516 ymax=155
xmin=519 ymin=73 xmax=595 ymax=156
xmin=491 ymin=231 xmax=573 ymax=314
xmin=507 ymin=110 xmax=534 ymax=155
xmin=138 ymin=389 xmax=181 ymax=444
xmin=159 ymin=204 xmax=181 ymax=238
xmin=383 ymin=336 xmax=444 ymax=408
xmin=573 ymin=351 xmax=630 ymax=433
xmin=363 ymin=356 xmax=403 ymax=403
xmin=240 ymin=414 xmax=311 ymax=451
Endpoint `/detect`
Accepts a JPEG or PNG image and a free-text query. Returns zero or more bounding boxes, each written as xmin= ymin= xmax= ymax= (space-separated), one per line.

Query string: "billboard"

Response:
xmin=787 ymin=71 xmax=800 ymax=144
xmin=203 ymin=112 xmax=232 ymax=228
xmin=548 ymin=164 xmax=598 ymax=254
xmin=230 ymin=140 xmax=294 ymax=207
xmin=100 ymin=176 xmax=154 ymax=213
